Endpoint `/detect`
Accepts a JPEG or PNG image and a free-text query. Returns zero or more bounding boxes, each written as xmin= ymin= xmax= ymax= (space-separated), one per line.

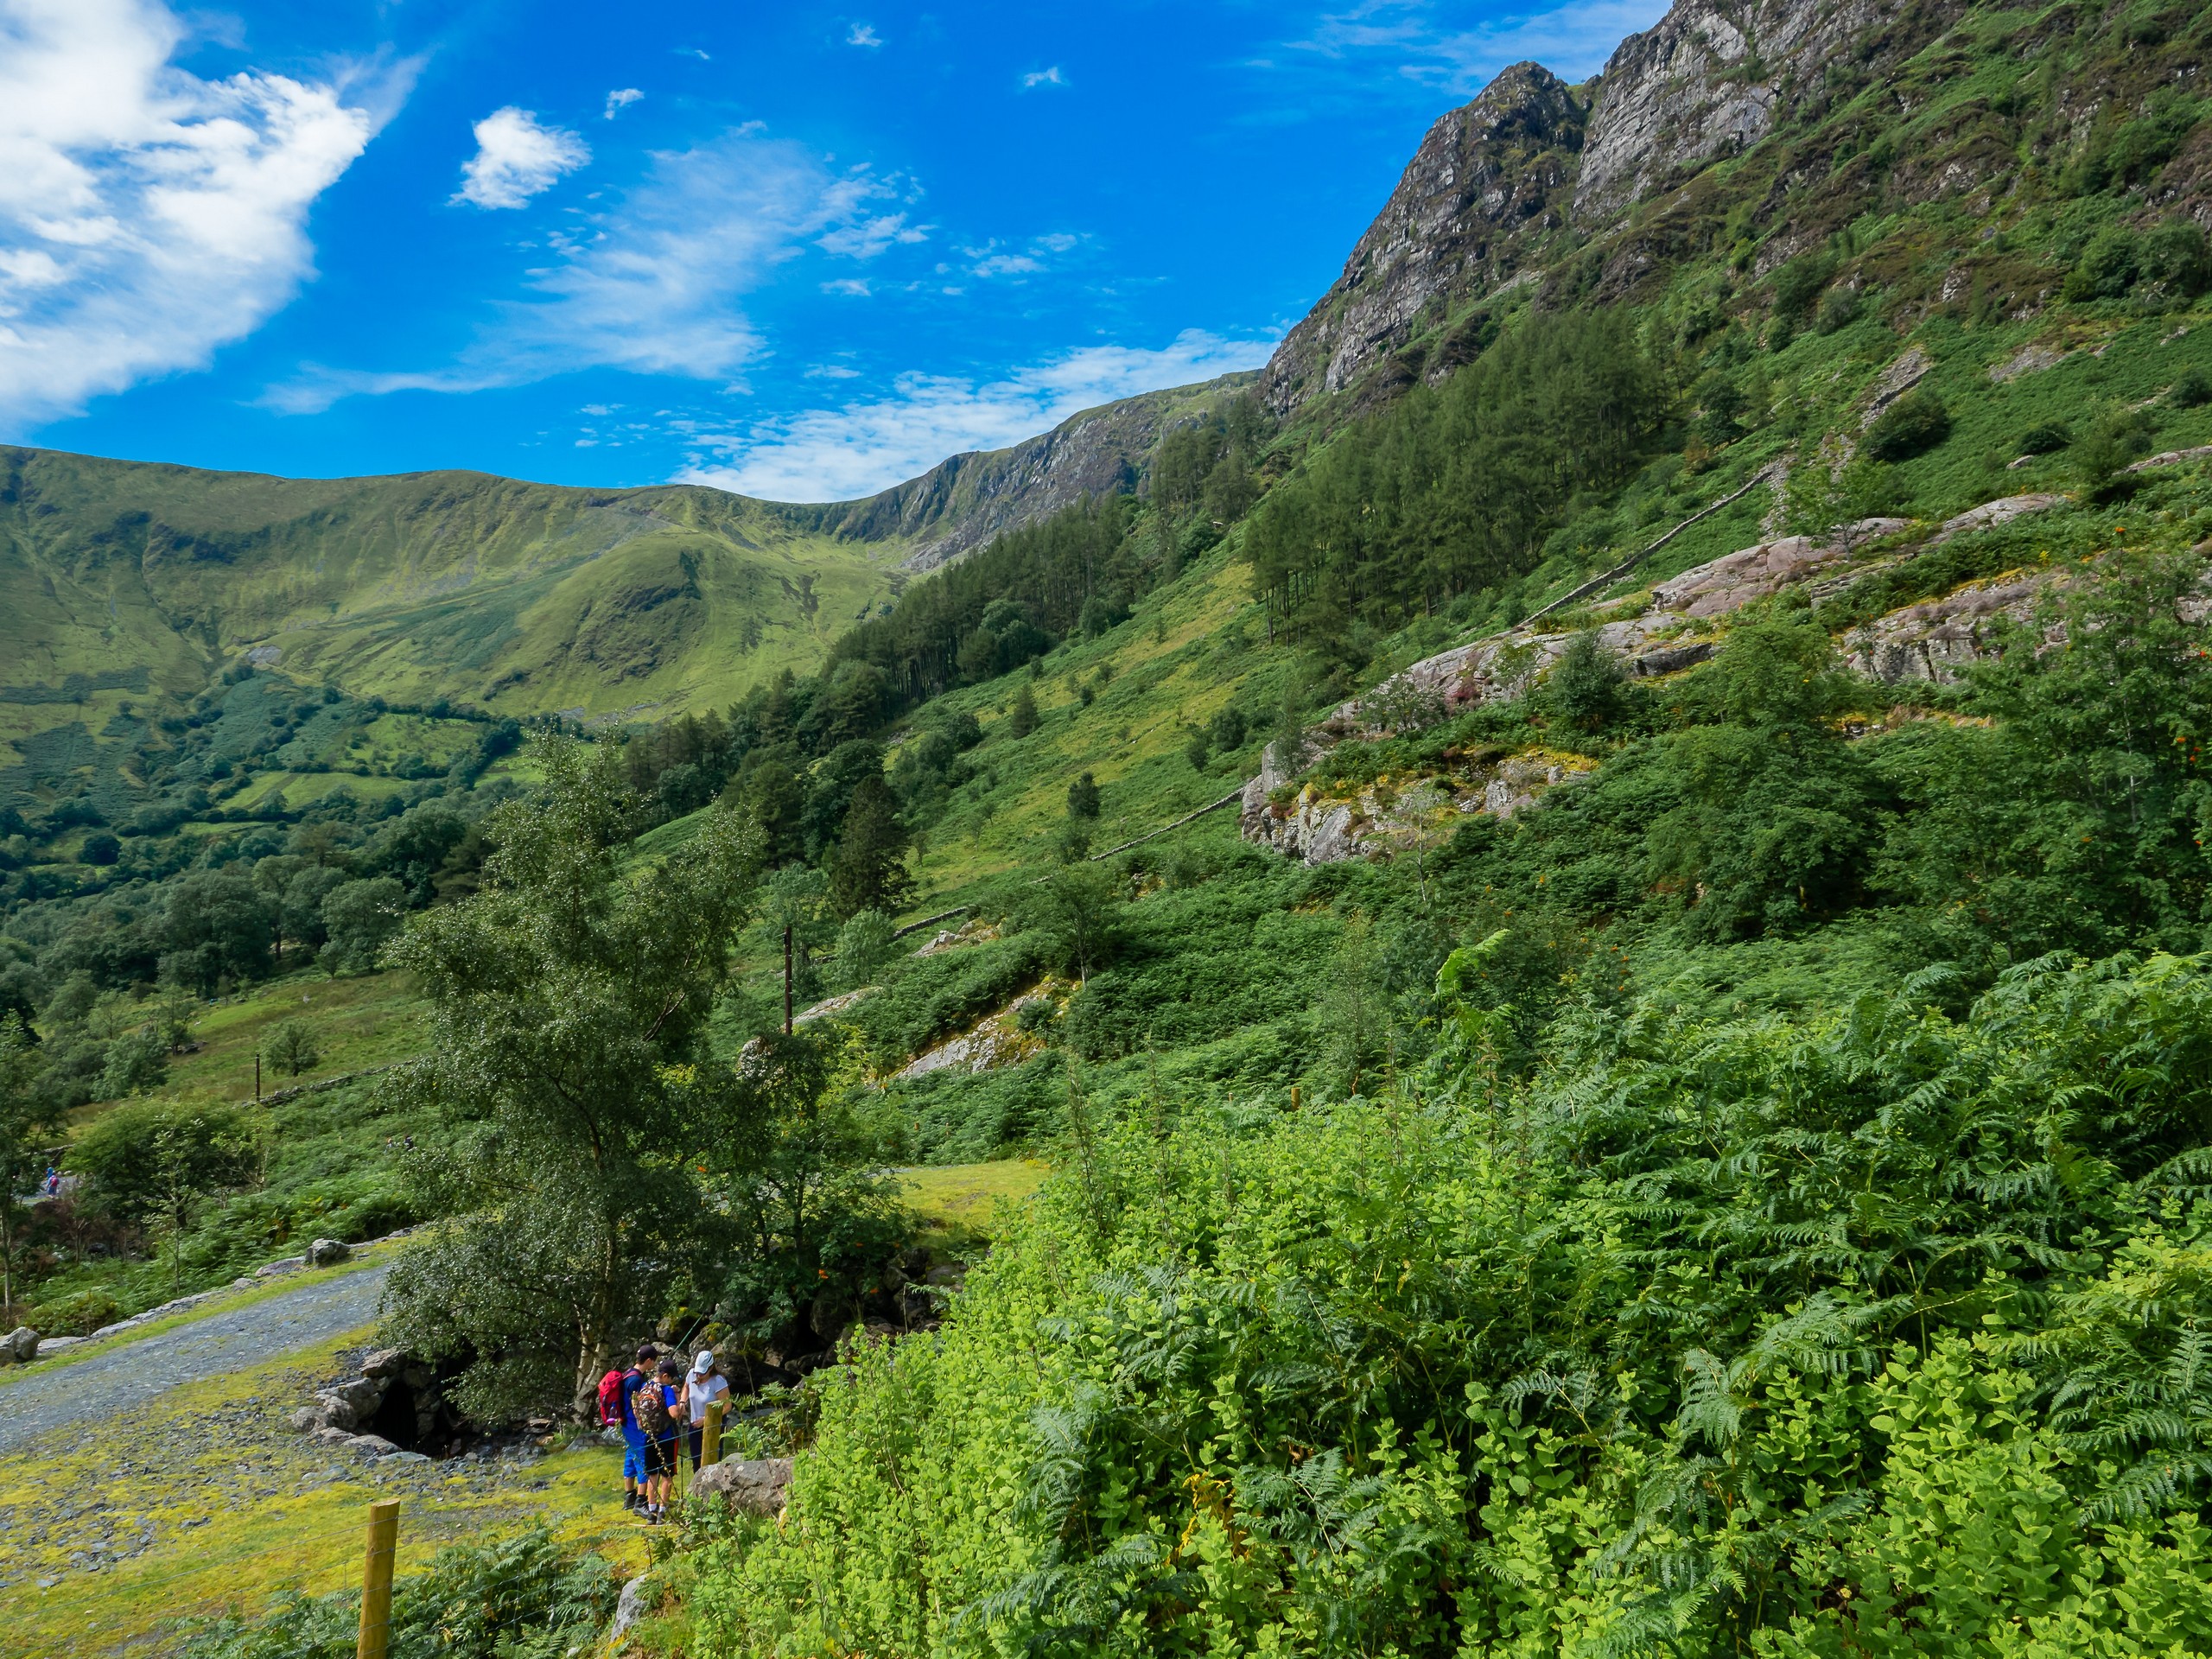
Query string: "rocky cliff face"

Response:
xmin=809 ymin=375 xmax=1254 ymax=570
xmin=1262 ymin=0 xmax=1974 ymax=419
xmin=1260 ymin=63 xmax=1586 ymax=416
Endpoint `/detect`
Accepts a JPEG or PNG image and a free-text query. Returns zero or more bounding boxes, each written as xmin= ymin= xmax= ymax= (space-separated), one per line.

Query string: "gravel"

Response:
xmin=0 ymin=1263 xmax=391 ymax=1454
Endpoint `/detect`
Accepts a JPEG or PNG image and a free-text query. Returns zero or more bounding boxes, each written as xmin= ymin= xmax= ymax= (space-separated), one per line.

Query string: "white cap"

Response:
xmin=691 ymin=1351 xmax=714 ymax=1374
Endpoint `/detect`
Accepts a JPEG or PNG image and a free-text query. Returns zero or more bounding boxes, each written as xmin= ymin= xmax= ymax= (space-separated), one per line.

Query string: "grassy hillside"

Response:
xmin=0 ymin=448 xmax=906 ymax=803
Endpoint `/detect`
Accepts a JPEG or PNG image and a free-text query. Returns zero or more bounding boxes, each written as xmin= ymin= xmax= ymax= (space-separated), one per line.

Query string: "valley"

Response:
xmin=7 ymin=0 xmax=2212 ymax=1652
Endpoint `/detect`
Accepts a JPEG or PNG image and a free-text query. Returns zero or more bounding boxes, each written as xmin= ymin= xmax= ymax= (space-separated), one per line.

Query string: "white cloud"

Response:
xmin=821 ymin=277 xmax=869 ymax=296
xmin=972 ymin=251 xmax=1041 ymax=276
xmin=603 ymin=87 xmax=642 ymax=119
xmin=1286 ymin=0 xmax=1667 ymax=94
xmin=847 ymin=22 xmax=881 ymax=48
xmin=1020 ymin=66 xmax=1067 ymax=89
xmin=676 ymin=46 xmax=709 ymax=60
xmin=272 ymin=130 xmax=868 ymax=411
xmin=0 ymin=0 xmax=377 ymax=429
xmin=678 ymin=328 xmax=1274 ymax=502
xmin=818 ymin=213 xmax=928 ymax=259
xmin=453 ymin=107 xmax=589 ymax=209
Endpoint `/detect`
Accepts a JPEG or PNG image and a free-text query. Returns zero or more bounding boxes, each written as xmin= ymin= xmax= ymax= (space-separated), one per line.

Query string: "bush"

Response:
xmin=25 ymin=1287 xmax=120 ymax=1336
xmin=1812 ymin=283 xmax=1859 ymax=334
xmin=2169 ymin=368 xmax=2211 ymax=410
xmin=2019 ymin=420 xmax=2070 ymax=454
xmin=691 ymin=953 xmax=2212 ymax=1659
xmin=1861 ymin=389 xmax=1952 ymax=462
xmin=79 ymin=833 xmax=120 ymax=867
xmin=69 ymin=1099 xmax=257 ymax=1224
xmin=2139 ymin=218 xmax=2212 ymax=301
xmin=833 ymin=909 xmax=897 ymax=988
xmin=2065 ymin=226 xmax=2140 ymax=302
xmin=175 ymin=1528 xmax=615 ymax=1659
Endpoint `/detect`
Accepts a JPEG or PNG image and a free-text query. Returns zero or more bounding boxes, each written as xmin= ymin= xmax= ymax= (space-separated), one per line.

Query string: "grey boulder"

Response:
xmin=690 ymin=1457 xmax=793 ymax=1516
xmin=1 ymin=1325 xmax=36 ymax=1364
xmin=306 ymin=1238 xmax=352 ymax=1268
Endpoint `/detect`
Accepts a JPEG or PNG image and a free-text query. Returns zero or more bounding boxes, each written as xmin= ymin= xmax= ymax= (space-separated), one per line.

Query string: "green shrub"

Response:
xmin=175 ymin=1528 xmax=615 ymax=1659
xmin=688 ymin=950 xmax=2212 ymax=1659
xmin=2066 ymin=226 xmax=2141 ymax=302
xmin=1861 ymin=389 xmax=1952 ymax=461
xmin=2018 ymin=419 xmax=2070 ymax=454
xmin=25 ymin=1287 xmax=120 ymax=1336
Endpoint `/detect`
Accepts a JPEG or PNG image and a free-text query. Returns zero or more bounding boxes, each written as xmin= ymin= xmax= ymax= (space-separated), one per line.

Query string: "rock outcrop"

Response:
xmin=810 ymin=377 xmax=1255 ymax=570
xmin=1241 ymin=485 xmax=2113 ymax=862
xmin=692 ymin=1457 xmax=794 ymax=1516
xmin=1260 ymin=0 xmax=1974 ymax=419
xmin=1261 ymin=64 xmax=1587 ymax=414
xmin=1573 ymin=0 xmax=1961 ymax=217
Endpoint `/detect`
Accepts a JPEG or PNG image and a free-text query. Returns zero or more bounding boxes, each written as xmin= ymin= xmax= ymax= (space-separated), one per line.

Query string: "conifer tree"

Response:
xmin=827 ymin=775 xmax=913 ymax=920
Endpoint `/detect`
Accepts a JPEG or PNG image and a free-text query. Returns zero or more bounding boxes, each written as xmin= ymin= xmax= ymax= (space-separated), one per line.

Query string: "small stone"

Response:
xmin=359 ymin=1346 xmax=407 ymax=1379
xmin=346 ymin=1434 xmax=400 ymax=1457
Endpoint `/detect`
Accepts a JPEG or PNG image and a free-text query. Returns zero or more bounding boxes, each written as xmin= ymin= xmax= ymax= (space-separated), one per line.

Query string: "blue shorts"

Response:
xmin=622 ymin=1441 xmax=651 ymax=1482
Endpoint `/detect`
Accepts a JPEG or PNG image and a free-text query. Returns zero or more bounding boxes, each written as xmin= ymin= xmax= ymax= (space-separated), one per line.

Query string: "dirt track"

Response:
xmin=0 ymin=1263 xmax=390 ymax=1454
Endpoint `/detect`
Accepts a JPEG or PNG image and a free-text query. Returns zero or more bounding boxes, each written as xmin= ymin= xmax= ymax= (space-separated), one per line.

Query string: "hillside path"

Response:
xmin=0 ymin=1263 xmax=391 ymax=1454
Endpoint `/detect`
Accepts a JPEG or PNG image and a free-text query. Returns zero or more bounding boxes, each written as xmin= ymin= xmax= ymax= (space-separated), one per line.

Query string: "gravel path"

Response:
xmin=0 ymin=1264 xmax=390 ymax=1454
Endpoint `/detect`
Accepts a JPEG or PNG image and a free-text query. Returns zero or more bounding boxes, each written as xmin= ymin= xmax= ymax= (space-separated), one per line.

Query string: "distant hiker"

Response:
xmin=41 ymin=1166 xmax=58 ymax=1198
xmin=617 ymin=1344 xmax=658 ymax=1513
xmin=683 ymin=1351 xmax=730 ymax=1470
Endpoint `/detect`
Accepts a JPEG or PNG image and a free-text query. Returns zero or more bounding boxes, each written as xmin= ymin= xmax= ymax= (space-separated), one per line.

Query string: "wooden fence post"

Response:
xmin=357 ymin=1497 xmax=400 ymax=1659
xmin=703 ymin=1397 xmax=728 ymax=1469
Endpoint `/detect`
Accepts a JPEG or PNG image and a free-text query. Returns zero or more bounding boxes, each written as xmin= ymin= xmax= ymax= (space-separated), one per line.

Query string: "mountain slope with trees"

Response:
xmin=19 ymin=0 xmax=2212 ymax=1651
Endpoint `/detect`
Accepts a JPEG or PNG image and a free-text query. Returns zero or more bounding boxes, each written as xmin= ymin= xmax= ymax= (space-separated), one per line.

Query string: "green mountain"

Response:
xmin=0 ymin=371 xmax=1249 ymax=813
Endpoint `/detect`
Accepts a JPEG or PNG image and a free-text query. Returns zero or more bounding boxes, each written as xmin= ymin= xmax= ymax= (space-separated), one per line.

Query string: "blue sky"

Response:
xmin=0 ymin=0 xmax=1664 ymax=501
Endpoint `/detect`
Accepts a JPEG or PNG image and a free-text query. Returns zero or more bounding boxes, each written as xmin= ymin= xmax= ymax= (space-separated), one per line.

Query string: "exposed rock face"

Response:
xmin=809 ymin=378 xmax=1255 ymax=570
xmin=1575 ymin=0 xmax=1962 ymax=218
xmin=1241 ymin=486 xmax=2112 ymax=863
xmin=1262 ymin=64 xmax=1586 ymax=414
xmin=1255 ymin=0 xmax=1973 ymax=418
xmin=1843 ymin=575 xmax=2056 ymax=684
xmin=1652 ymin=518 xmax=1910 ymax=618
xmin=1243 ymin=752 xmax=1597 ymax=866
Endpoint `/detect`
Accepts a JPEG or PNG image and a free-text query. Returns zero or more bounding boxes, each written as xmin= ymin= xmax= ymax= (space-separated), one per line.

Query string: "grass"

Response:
xmin=150 ymin=967 xmax=430 ymax=1109
xmin=898 ymin=1159 xmax=1051 ymax=1248
xmin=0 ymin=1322 xmax=645 ymax=1656
xmin=0 ymin=1157 xmax=1046 ymax=1653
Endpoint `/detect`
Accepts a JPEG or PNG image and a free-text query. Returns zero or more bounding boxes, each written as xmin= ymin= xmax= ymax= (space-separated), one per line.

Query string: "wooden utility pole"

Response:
xmin=357 ymin=1498 xmax=400 ymax=1659
xmin=783 ymin=925 xmax=793 ymax=1035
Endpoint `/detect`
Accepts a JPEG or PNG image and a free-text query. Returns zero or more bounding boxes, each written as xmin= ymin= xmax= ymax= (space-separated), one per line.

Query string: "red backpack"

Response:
xmin=596 ymin=1369 xmax=626 ymax=1427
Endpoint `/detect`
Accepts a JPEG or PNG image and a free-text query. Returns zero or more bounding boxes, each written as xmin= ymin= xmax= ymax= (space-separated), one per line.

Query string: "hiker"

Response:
xmin=616 ymin=1344 xmax=658 ymax=1513
xmin=641 ymin=1357 xmax=685 ymax=1519
xmin=41 ymin=1166 xmax=58 ymax=1198
xmin=683 ymin=1351 xmax=730 ymax=1470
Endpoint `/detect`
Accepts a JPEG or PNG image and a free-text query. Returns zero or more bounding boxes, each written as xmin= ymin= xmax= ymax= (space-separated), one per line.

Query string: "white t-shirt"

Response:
xmin=685 ymin=1372 xmax=731 ymax=1424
